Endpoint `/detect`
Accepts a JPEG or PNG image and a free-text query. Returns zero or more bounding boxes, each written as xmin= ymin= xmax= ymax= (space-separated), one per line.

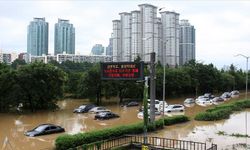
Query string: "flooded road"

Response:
xmin=0 ymin=94 xmax=249 ymax=150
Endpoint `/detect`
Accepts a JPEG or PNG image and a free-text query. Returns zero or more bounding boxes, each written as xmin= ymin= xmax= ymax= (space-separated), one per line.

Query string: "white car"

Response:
xmin=148 ymin=99 xmax=167 ymax=110
xmin=231 ymin=90 xmax=240 ymax=98
xmin=137 ymin=109 xmax=161 ymax=119
xmin=164 ymin=104 xmax=185 ymax=113
xmin=221 ymin=92 xmax=231 ymax=100
xmin=89 ymin=107 xmax=110 ymax=114
xmin=196 ymin=97 xmax=212 ymax=106
xmin=184 ymin=98 xmax=195 ymax=104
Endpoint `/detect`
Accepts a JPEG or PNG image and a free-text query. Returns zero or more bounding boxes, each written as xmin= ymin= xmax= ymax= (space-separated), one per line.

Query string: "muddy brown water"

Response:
xmin=0 ymin=93 xmax=249 ymax=150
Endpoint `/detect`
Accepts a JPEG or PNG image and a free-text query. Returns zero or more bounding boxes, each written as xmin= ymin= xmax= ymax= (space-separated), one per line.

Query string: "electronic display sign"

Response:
xmin=101 ymin=62 xmax=144 ymax=80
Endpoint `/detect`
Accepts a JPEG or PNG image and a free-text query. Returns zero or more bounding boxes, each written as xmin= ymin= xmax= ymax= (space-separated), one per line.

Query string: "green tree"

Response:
xmin=16 ymin=62 xmax=66 ymax=111
xmin=11 ymin=59 xmax=26 ymax=69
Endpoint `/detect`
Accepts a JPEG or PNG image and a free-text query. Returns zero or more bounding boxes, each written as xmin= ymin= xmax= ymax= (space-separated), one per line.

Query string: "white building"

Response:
xmin=139 ymin=4 xmax=158 ymax=62
xmin=161 ymin=11 xmax=180 ymax=67
xmin=112 ymin=20 xmax=121 ymax=62
xmin=131 ymin=10 xmax=141 ymax=61
xmin=120 ymin=12 xmax=132 ymax=61
xmin=111 ymin=4 xmax=195 ymax=66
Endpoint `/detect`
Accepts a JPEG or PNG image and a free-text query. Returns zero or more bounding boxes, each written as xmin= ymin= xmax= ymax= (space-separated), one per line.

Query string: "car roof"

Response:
xmin=36 ymin=123 xmax=58 ymax=128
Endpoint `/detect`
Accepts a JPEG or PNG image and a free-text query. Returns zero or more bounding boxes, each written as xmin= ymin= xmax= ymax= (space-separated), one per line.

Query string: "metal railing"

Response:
xmin=73 ymin=135 xmax=217 ymax=150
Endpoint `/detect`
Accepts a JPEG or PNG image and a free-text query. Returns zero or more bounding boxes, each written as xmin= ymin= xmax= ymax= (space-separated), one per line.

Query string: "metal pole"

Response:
xmin=246 ymin=57 xmax=248 ymax=100
xmin=162 ymin=42 xmax=166 ymax=118
xmin=143 ymin=76 xmax=149 ymax=144
xmin=246 ymin=57 xmax=248 ymax=139
xmin=150 ymin=52 xmax=156 ymax=122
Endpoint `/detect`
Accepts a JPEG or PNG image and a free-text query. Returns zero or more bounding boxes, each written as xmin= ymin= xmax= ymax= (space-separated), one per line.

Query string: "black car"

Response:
xmin=94 ymin=112 xmax=119 ymax=120
xmin=24 ymin=124 xmax=65 ymax=137
xmin=73 ymin=104 xmax=96 ymax=113
xmin=122 ymin=101 xmax=139 ymax=107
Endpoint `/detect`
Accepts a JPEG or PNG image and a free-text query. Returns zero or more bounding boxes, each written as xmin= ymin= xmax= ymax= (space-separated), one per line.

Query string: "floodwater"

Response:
xmin=0 ymin=93 xmax=249 ymax=150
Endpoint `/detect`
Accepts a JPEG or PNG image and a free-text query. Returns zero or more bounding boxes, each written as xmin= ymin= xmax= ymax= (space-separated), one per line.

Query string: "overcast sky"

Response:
xmin=0 ymin=0 xmax=249 ymax=69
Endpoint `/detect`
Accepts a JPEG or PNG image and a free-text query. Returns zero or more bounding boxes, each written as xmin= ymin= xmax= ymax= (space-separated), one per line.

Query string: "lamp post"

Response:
xmin=235 ymin=53 xmax=249 ymax=142
xmin=235 ymin=54 xmax=249 ymax=100
xmin=161 ymin=39 xmax=168 ymax=118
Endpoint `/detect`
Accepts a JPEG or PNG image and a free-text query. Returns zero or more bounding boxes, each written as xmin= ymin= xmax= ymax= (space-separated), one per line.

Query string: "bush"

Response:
xmin=195 ymin=99 xmax=250 ymax=121
xmin=164 ymin=115 xmax=189 ymax=125
xmin=55 ymin=115 xmax=188 ymax=150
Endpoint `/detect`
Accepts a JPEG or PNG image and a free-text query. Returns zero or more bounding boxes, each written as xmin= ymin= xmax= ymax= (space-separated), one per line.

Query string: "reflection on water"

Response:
xmin=0 ymin=94 xmax=249 ymax=149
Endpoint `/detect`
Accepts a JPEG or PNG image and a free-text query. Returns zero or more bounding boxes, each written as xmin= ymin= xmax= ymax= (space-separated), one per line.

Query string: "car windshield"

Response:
xmin=79 ymin=105 xmax=86 ymax=109
xmin=98 ymin=112 xmax=107 ymax=116
xmin=34 ymin=125 xmax=47 ymax=132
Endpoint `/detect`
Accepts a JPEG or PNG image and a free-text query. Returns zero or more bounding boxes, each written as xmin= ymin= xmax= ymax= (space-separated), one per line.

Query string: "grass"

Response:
xmin=216 ymin=131 xmax=250 ymax=138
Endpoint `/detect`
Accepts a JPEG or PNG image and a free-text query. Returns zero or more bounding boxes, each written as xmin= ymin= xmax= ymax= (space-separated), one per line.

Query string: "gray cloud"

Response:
xmin=0 ymin=0 xmax=249 ymax=69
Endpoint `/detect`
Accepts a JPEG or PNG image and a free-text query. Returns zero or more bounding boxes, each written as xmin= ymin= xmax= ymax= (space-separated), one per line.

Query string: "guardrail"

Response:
xmin=73 ymin=135 xmax=217 ymax=150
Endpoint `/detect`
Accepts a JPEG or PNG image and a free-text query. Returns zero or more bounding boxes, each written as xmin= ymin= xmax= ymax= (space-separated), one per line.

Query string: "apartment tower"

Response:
xmin=161 ymin=11 xmax=180 ymax=67
xmin=54 ymin=19 xmax=75 ymax=55
xmin=179 ymin=19 xmax=195 ymax=65
xmin=27 ymin=18 xmax=48 ymax=56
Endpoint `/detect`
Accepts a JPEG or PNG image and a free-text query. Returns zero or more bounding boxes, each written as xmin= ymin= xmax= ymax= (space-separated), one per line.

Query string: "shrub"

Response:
xmin=195 ymin=99 xmax=250 ymax=121
xmin=164 ymin=115 xmax=189 ymax=125
xmin=55 ymin=115 xmax=188 ymax=150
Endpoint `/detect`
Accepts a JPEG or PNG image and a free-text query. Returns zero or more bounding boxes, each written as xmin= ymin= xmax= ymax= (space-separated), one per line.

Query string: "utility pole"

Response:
xmin=150 ymin=52 xmax=156 ymax=122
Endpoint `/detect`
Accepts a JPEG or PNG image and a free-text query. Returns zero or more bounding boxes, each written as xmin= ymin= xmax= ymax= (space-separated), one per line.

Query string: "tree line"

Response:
xmin=0 ymin=59 xmax=248 ymax=112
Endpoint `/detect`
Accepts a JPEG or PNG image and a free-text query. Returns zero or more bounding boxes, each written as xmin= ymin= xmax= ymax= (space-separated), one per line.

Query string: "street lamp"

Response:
xmin=235 ymin=54 xmax=249 ymax=100
xmin=160 ymin=39 xmax=168 ymax=118
xmin=235 ymin=53 xmax=249 ymax=142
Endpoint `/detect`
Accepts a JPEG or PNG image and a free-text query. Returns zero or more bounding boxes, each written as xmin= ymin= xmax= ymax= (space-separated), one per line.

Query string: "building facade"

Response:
xmin=27 ymin=18 xmax=49 ymax=56
xmin=161 ymin=11 xmax=180 ymax=67
xmin=131 ymin=10 xmax=141 ymax=61
xmin=139 ymin=4 xmax=158 ymax=62
xmin=0 ymin=53 xmax=11 ymax=64
xmin=112 ymin=20 xmax=121 ymax=62
xmin=179 ymin=19 xmax=195 ymax=65
xmin=54 ymin=19 xmax=75 ymax=55
xmin=120 ymin=12 xmax=132 ymax=61
xmin=106 ymin=34 xmax=113 ymax=56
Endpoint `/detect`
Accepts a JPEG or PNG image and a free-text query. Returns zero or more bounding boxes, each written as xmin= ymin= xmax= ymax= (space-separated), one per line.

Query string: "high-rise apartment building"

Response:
xmin=112 ymin=20 xmax=121 ymax=62
xmin=27 ymin=18 xmax=48 ymax=56
xmin=179 ymin=20 xmax=195 ymax=65
xmin=161 ymin=11 xmax=180 ymax=67
xmin=111 ymin=4 xmax=195 ymax=66
xmin=120 ymin=12 xmax=132 ymax=61
xmin=139 ymin=4 xmax=158 ymax=62
xmin=54 ymin=19 xmax=75 ymax=55
xmin=131 ymin=10 xmax=141 ymax=61
xmin=155 ymin=17 xmax=163 ymax=63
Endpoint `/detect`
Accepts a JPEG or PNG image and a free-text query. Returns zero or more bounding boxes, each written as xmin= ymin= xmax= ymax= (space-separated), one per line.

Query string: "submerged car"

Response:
xmin=94 ymin=112 xmax=119 ymax=120
xmin=125 ymin=101 xmax=139 ymax=107
xmin=24 ymin=124 xmax=65 ymax=137
xmin=89 ymin=107 xmax=110 ymax=113
xmin=231 ymin=90 xmax=240 ymax=97
xmin=73 ymin=104 xmax=96 ymax=113
xmin=196 ymin=97 xmax=212 ymax=105
xmin=184 ymin=98 xmax=195 ymax=104
xmin=204 ymin=93 xmax=215 ymax=99
xmin=137 ymin=108 xmax=161 ymax=119
xmin=212 ymin=97 xmax=224 ymax=105
xmin=221 ymin=92 xmax=231 ymax=99
xmin=164 ymin=104 xmax=185 ymax=113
